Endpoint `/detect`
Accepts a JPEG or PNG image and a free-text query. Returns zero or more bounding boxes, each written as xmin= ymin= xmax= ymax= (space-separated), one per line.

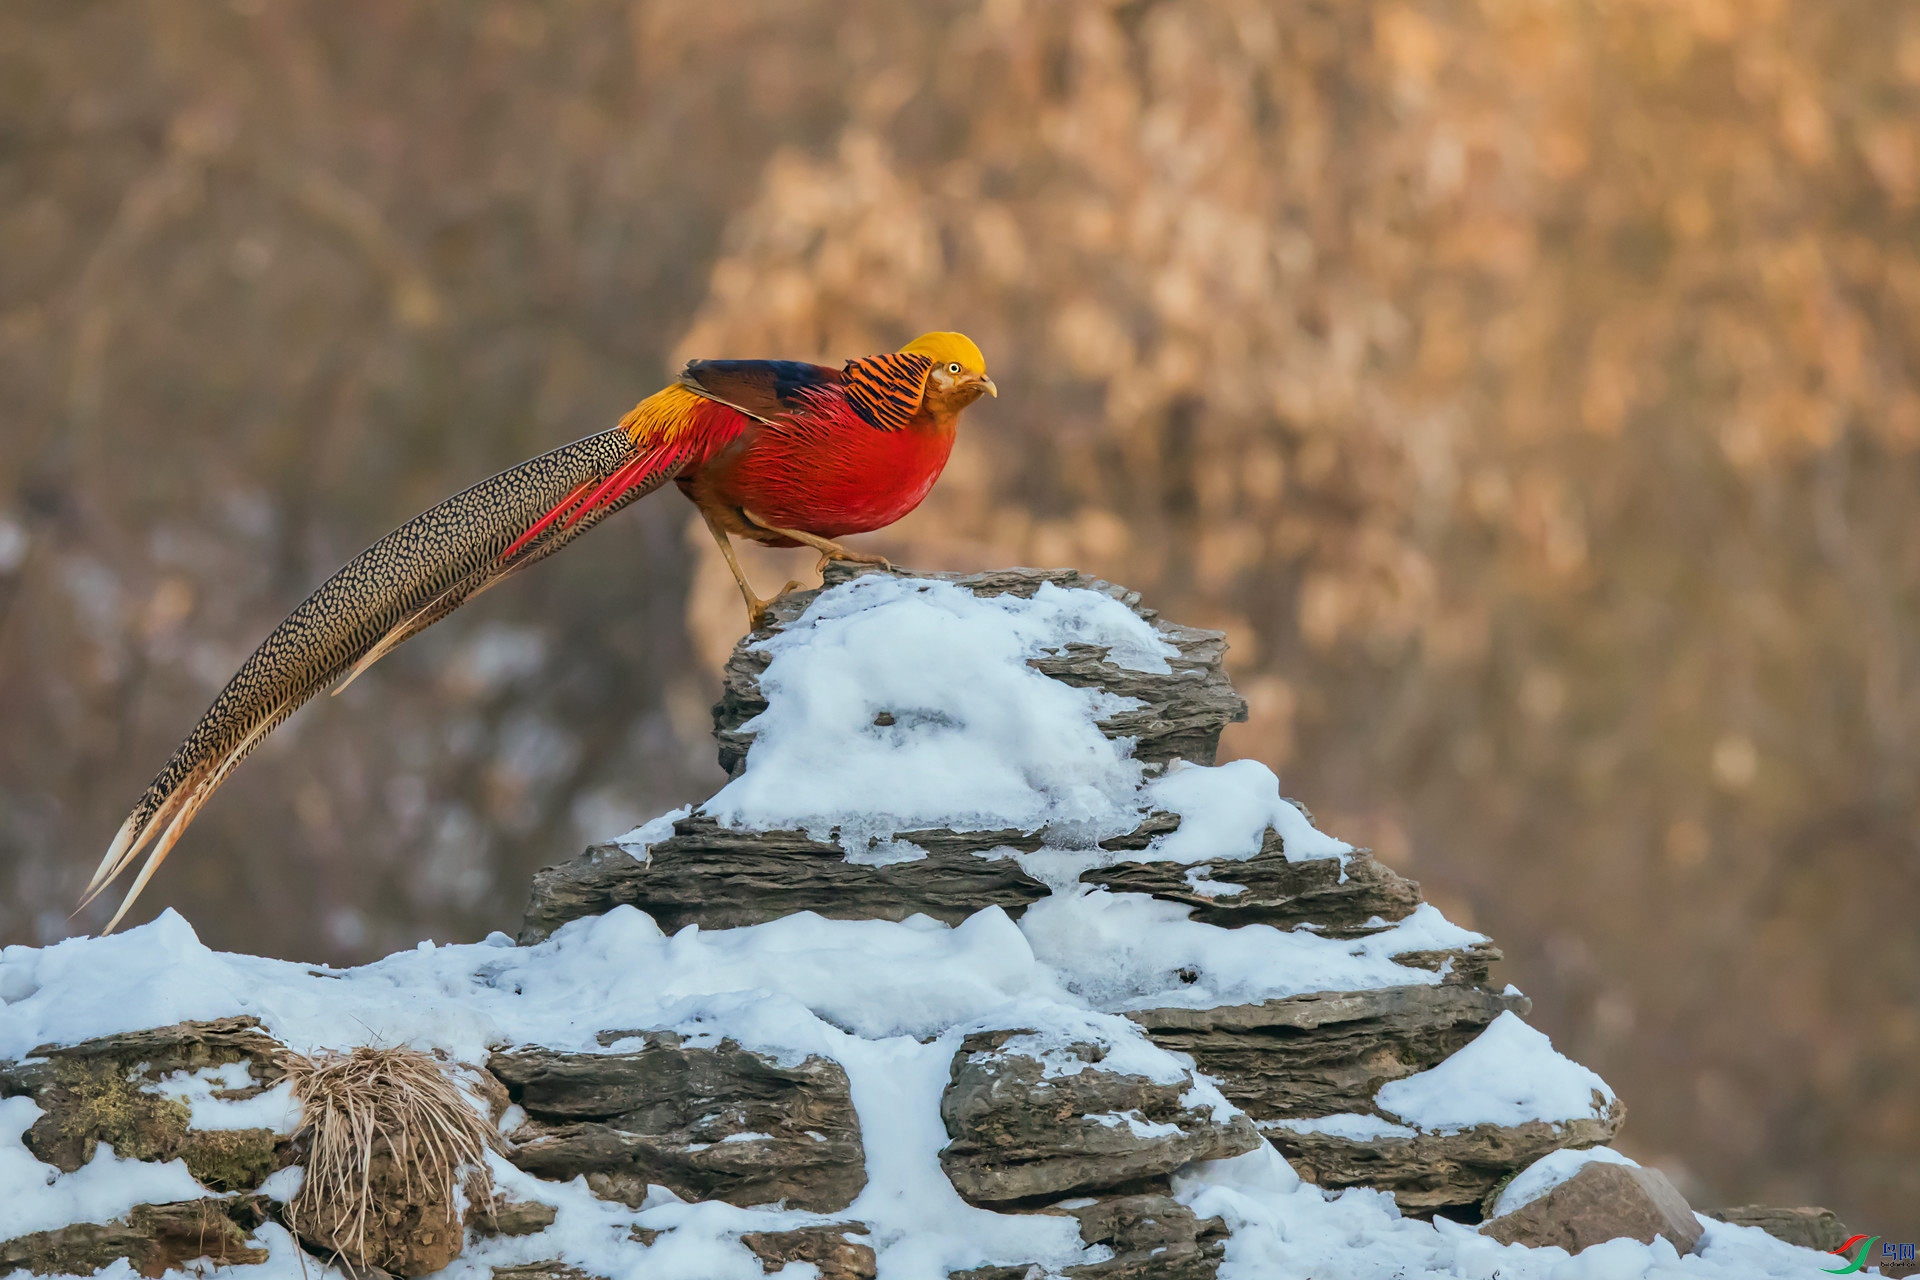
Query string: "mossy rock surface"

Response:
xmin=21 ymin=1059 xmax=194 ymax=1173
xmin=0 ymin=1197 xmax=272 ymax=1278
xmin=179 ymin=1126 xmax=286 ymax=1192
xmin=0 ymin=1017 xmax=293 ymax=1189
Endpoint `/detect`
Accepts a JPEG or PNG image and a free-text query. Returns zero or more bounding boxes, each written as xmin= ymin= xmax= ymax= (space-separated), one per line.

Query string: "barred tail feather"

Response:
xmin=86 ymin=426 xmax=677 ymax=932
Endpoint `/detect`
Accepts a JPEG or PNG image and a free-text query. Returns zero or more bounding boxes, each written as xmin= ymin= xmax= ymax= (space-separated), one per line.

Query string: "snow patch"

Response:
xmin=1376 ymin=1012 xmax=1615 ymax=1133
xmin=1172 ymin=1146 xmax=1826 ymax=1280
xmin=1144 ymin=759 xmax=1351 ymax=863
xmin=702 ymin=577 xmax=1176 ymax=855
xmin=1262 ymin=1113 xmax=1417 ymax=1142
xmin=0 ymin=1096 xmax=209 ymax=1241
xmin=151 ymin=1065 xmax=299 ymax=1134
xmin=611 ymin=805 xmax=692 ymax=858
xmin=1488 ymin=1145 xmax=1640 ymax=1219
xmin=1020 ymin=892 xmax=1488 ymax=1011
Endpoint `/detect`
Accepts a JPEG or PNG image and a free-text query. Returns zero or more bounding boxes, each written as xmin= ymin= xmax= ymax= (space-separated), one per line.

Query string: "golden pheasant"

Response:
xmin=83 ymin=332 xmax=995 ymax=932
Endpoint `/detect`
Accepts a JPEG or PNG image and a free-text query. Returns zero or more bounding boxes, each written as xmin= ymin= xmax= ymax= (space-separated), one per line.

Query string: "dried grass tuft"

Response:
xmin=279 ymin=1045 xmax=498 ymax=1269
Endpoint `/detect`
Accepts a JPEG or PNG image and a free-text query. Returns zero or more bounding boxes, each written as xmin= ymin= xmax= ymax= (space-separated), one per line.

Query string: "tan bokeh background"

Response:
xmin=2 ymin=0 xmax=1914 ymax=1228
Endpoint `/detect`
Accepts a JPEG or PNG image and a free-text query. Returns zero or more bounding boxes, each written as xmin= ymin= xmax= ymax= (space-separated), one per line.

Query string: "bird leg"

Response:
xmin=740 ymin=509 xmax=894 ymax=573
xmin=702 ymin=509 xmax=801 ymax=630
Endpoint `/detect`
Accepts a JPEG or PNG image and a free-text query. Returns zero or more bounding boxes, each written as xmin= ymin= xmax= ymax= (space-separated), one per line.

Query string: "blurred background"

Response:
xmin=2 ymin=0 xmax=1914 ymax=1229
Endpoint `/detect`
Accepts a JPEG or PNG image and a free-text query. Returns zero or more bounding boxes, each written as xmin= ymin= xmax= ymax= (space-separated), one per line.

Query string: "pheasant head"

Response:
xmin=902 ymin=331 xmax=997 ymax=418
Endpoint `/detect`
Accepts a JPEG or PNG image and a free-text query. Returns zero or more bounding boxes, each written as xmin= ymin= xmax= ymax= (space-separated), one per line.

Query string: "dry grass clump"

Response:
xmin=279 ymin=1046 xmax=498 ymax=1274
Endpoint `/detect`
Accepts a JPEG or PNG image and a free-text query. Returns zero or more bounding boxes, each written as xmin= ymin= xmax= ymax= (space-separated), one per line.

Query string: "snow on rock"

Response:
xmin=1478 ymin=1158 xmax=1705 ymax=1257
xmin=1490 ymin=1146 xmax=1641 ymax=1219
xmin=938 ymin=1021 xmax=1260 ymax=1206
xmin=1143 ymin=759 xmax=1349 ymax=863
xmin=1175 ymin=1146 xmax=1826 ymax=1280
xmin=0 ymin=1096 xmax=209 ymax=1241
xmin=1375 ymin=1013 xmax=1615 ymax=1133
xmin=1021 ymin=892 xmax=1491 ymax=1013
xmin=149 ymin=1068 xmax=298 ymax=1135
xmin=703 ymin=575 xmax=1172 ymax=855
xmin=0 ymin=568 xmax=1845 ymax=1280
xmin=1263 ymin=1113 xmax=1417 ymax=1143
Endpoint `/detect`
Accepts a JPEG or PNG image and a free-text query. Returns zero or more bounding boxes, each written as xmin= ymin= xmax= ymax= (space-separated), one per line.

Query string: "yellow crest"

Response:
xmin=900 ymin=331 xmax=987 ymax=375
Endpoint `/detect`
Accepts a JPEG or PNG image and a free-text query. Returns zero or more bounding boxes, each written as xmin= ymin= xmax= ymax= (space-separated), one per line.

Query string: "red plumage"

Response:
xmin=509 ymin=351 xmax=979 ymax=566
xmin=84 ymin=335 xmax=993 ymax=931
xmin=697 ymin=385 xmax=959 ymax=538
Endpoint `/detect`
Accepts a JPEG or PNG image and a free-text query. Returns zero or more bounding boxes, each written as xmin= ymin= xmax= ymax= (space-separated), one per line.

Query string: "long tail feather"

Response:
xmin=500 ymin=480 xmax=593 ymax=561
xmin=87 ymin=426 xmax=680 ymax=932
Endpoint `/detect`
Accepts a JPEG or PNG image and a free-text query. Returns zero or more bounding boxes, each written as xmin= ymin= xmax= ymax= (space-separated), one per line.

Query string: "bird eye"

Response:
xmin=947 ymin=362 xmax=962 ymax=374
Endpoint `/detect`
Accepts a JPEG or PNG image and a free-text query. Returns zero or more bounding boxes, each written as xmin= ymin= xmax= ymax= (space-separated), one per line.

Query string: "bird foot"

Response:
xmin=746 ymin=580 xmax=808 ymax=631
xmin=815 ymin=549 xmax=894 ymax=573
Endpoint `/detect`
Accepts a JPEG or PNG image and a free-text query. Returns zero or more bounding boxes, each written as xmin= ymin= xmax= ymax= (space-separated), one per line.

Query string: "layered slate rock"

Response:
xmin=1084 ymin=838 xmax=1420 ymax=936
xmin=1055 ymin=1194 xmax=1230 ymax=1280
xmin=7 ymin=567 xmax=1695 ymax=1279
xmin=491 ymin=1031 xmax=865 ymax=1213
xmin=950 ymin=1195 xmax=1229 ymax=1280
xmin=1270 ymin=1106 xmax=1625 ymax=1213
xmin=467 ymin=1195 xmax=560 ymax=1238
xmin=713 ymin=565 xmax=1249 ymax=779
xmin=0 ymin=1017 xmax=291 ymax=1191
xmin=521 ymin=812 xmax=1196 ymax=943
xmin=1707 ymin=1204 xmax=1848 ymax=1252
xmin=740 ymin=1225 xmax=878 ymax=1279
xmin=0 ymin=1198 xmax=273 ymax=1278
xmin=1127 ymin=984 xmax=1532 ymax=1119
xmin=519 ymin=564 xmax=1249 ymax=948
xmin=492 ymin=1265 xmax=602 ymax=1280
xmin=1261 ymin=1009 xmax=1627 ymax=1212
xmin=938 ymin=1030 xmax=1259 ymax=1206
xmin=1481 ymin=1162 xmax=1703 ymax=1255
xmin=521 ymin=813 xmax=1054 ymax=943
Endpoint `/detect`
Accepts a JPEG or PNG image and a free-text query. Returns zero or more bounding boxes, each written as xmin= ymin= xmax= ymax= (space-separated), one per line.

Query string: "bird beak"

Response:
xmin=978 ymin=376 xmax=998 ymax=398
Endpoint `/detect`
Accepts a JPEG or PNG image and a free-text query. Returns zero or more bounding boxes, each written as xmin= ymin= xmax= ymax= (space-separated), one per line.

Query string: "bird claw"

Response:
xmin=747 ymin=581 xmax=809 ymax=631
xmin=816 ymin=550 xmax=892 ymax=572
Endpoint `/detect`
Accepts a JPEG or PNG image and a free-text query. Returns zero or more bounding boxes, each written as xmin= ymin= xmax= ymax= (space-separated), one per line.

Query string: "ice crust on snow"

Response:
xmin=0 ymin=576 xmax=1841 ymax=1280
xmin=1375 ymin=1012 xmax=1616 ymax=1132
xmin=1488 ymin=1145 xmax=1641 ymax=1219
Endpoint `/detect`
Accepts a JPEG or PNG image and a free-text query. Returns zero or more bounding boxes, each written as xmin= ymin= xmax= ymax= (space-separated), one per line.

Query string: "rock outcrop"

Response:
xmin=710 ymin=567 xmax=1249 ymax=779
xmin=1707 ymin=1204 xmax=1848 ymax=1252
xmin=1083 ymin=835 xmax=1420 ymax=935
xmin=739 ymin=1225 xmax=877 ymax=1279
xmin=1273 ymin=1110 xmax=1625 ymax=1212
xmin=1481 ymin=1162 xmax=1704 ymax=1255
xmin=0 ymin=566 xmax=1805 ymax=1280
xmin=492 ymin=1033 xmax=865 ymax=1213
xmin=0 ymin=1199 xmax=272 ymax=1279
xmin=1127 ymin=983 xmax=1532 ymax=1120
xmin=515 ymin=566 xmax=1600 ymax=1217
xmin=938 ymin=1029 xmax=1259 ymax=1205
xmin=520 ymin=814 xmax=1057 ymax=943
xmin=951 ymin=1194 xmax=1230 ymax=1280
xmin=0 ymin=1017 xmax=290 ymax=1191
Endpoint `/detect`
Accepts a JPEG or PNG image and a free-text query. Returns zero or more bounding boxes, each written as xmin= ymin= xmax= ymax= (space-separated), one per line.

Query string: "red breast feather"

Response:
xmin=706 ymin=387 xmax=958 ymax=537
